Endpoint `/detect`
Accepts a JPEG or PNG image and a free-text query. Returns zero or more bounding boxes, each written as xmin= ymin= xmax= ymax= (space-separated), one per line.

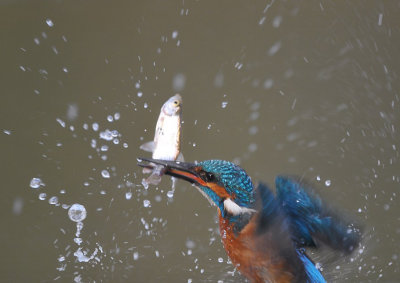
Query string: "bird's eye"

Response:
xmin=173 ymin=100 xmax=179 ymax=106
xmin=207 ymin=173 xmax=216 ymax=182
xmin=200 ymin=171 xmax=216 ymax=182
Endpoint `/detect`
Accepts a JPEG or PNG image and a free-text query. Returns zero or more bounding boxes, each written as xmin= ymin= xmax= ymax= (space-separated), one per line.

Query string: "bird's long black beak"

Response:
xmin=137 ymin=157 xmax=203 ymax=185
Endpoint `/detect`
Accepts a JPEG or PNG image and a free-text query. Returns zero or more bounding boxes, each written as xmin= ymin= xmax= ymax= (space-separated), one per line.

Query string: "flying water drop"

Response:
xmin=143 ymin=200 xmax=151 ymax=208
xmin=125 ymin=192 xmax=132 ymax=200
xmin=101 ymin=170 xmax=110 ymax=178
xmin=38 ymin=193 xmax=47 ymax=200
xmin=30 ymin=177 xmax=45 ymax=189
xmin=48 ymin=196 xmax=59 ymax=205
xmin=45 ymin=18 xmax=54 ymax=27
xmin=68 ymin=204 xmax=87 ymax=222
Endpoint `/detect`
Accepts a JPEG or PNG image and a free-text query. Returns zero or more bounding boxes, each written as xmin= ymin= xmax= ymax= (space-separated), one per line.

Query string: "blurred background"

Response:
xmin=1 ymin=0 xmax=399 ymax=282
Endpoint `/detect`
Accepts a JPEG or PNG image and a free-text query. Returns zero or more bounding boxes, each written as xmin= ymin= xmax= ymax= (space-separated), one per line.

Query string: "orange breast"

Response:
xmin=218 ymin=212 xmax=295 ymax=283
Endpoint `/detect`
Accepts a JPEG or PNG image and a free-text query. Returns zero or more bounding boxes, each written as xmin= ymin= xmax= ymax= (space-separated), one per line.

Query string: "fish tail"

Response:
xmin=145 ymin=173 xmax=162 ymax=185
xmin=142 ymin=167 xmax=152 ymax=174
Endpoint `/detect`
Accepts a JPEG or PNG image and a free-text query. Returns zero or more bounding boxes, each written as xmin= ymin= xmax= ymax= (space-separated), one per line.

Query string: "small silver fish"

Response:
xmin=140 ymin=94 xmax=183 ymax=187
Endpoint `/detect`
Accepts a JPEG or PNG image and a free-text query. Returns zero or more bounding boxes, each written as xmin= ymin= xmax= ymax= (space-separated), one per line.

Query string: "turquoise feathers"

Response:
xmin=199 ymin=160 xmax=255 ymax=208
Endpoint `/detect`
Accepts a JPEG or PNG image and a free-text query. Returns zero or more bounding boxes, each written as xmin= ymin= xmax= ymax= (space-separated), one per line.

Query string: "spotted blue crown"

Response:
xmin=199 ymin=160 xmax=255 ymax=208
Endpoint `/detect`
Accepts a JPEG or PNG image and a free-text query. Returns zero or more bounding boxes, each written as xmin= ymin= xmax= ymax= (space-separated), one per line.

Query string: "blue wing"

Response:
xmin=275 ymin=176 xmax=360 ymax=253
xmin=256 ymin=182 xmax=326 ymax=283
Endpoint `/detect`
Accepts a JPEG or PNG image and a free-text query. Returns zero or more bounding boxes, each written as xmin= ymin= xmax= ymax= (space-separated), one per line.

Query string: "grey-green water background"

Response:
xmin=1 ymin=0 xmax=399 ymax=282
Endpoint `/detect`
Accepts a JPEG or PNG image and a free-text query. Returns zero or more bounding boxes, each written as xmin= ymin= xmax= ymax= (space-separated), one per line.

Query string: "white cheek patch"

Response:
xmin=223 ymin=198 xmax=256 ymax=216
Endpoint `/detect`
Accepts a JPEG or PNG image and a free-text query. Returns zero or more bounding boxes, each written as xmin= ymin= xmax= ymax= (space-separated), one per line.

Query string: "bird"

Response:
xmin=138 ymin=158 xmax=361 ymax=283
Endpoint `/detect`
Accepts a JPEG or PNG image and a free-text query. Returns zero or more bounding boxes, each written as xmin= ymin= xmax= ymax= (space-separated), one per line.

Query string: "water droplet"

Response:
xmin=218 ymin=257 xmax=223 ymax=263
xmin=101 ymin=170 xmax=110 ymax=178
xmin=234 ymin=62 xmax=243 ymax=69
xmin=30 ymin=177 xmax=44 ymax=189
xmin=167 ymin=190 xmax=174 ymax=198
xmin=248 ymin=126 xmax=258 ymax=135
xmin=378 ymin=13 xmax=383 ymax=26
xmin=39 ymin=193 xmax=47 ymax=200
xmin=133 ymin=252 xmax=139 ymax=260
xmin=248 ymin=143 xmax=257 ymax=152
xmin=214 ymin=72 xmax=224 ymax=87
xmin=68 ymin=203 xmax=87 ymax=222
xmin=272 ymin=15 xmax=282 ymax=28
xmin=137 ymin=91 xmax=143 ymax=97
xmin=172 ymin=30 xmax=178 ymax=39
xmin=45 ymin=18 xmax=54 ymax=27
xmin=221 ymin=101 xmax=228 ymax=109
xmin=315 ymin=262 xmax=322 ymax=270
xmin=125 ymin=192 xmax=132 ymax=200
xmin=107 ymin=115 xmax=113 ymax=122
xmin=143 ymin=200 xmax=151 ymax=208
xmin=66 ymin=104 xmax=78 ymax=121
xmin=13 ymin=198 xmax=23 ymax=215
xmin=92 ymin=123 xmax=99 ymax=131
xmin=325 ymin=180 xmax=331 ymax=187
xmin=173 ymin=73 xmax=186 ymax=91
xmin=316 ymin=175 xmax=321 ymax=181
xmin=56 ymin=118 xmax=66 ymax=128
xmin=114 ymin=113 xmax=120 ymax=120
xmin=263 ymin=78 xmax=274 ymax=89
xmin=186 ymin=239 xmax=196 ymax=249
xmin=49 ymin=196 xmax=58 ymax=205
xmin=99 ymin=130 xmax=113 ymax=141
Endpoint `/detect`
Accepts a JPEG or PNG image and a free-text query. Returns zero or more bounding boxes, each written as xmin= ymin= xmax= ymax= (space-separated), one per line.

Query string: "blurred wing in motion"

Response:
xmin=275 ymin=176 xmax=361 ymax=253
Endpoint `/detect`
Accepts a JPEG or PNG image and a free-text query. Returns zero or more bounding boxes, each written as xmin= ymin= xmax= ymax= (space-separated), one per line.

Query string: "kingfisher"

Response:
xmin=138 ymin=158 xmax=361 ymax=283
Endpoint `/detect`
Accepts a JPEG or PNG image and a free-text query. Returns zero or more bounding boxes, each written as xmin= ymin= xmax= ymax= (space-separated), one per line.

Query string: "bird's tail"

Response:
xmin=275 ymin=176 xmax=361 ymax=253
xmin=298 ymin=251 xmax=326 ymax=283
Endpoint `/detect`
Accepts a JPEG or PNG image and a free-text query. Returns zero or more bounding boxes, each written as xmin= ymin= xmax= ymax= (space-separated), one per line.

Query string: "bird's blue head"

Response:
xmin=138 ymin=158 xmax=256 ymax=217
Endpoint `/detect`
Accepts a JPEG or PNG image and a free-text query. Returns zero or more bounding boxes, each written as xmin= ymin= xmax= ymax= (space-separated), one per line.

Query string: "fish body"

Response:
xmin=140 ymin=94 xmax=183 ymax=186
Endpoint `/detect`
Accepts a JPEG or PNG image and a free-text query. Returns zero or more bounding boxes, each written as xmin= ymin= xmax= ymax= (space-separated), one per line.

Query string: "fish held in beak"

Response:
xmin=139 ymin=94 xmax=184 ymax=188
xmin=137 ymin=158 xmax=201 ymax=185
